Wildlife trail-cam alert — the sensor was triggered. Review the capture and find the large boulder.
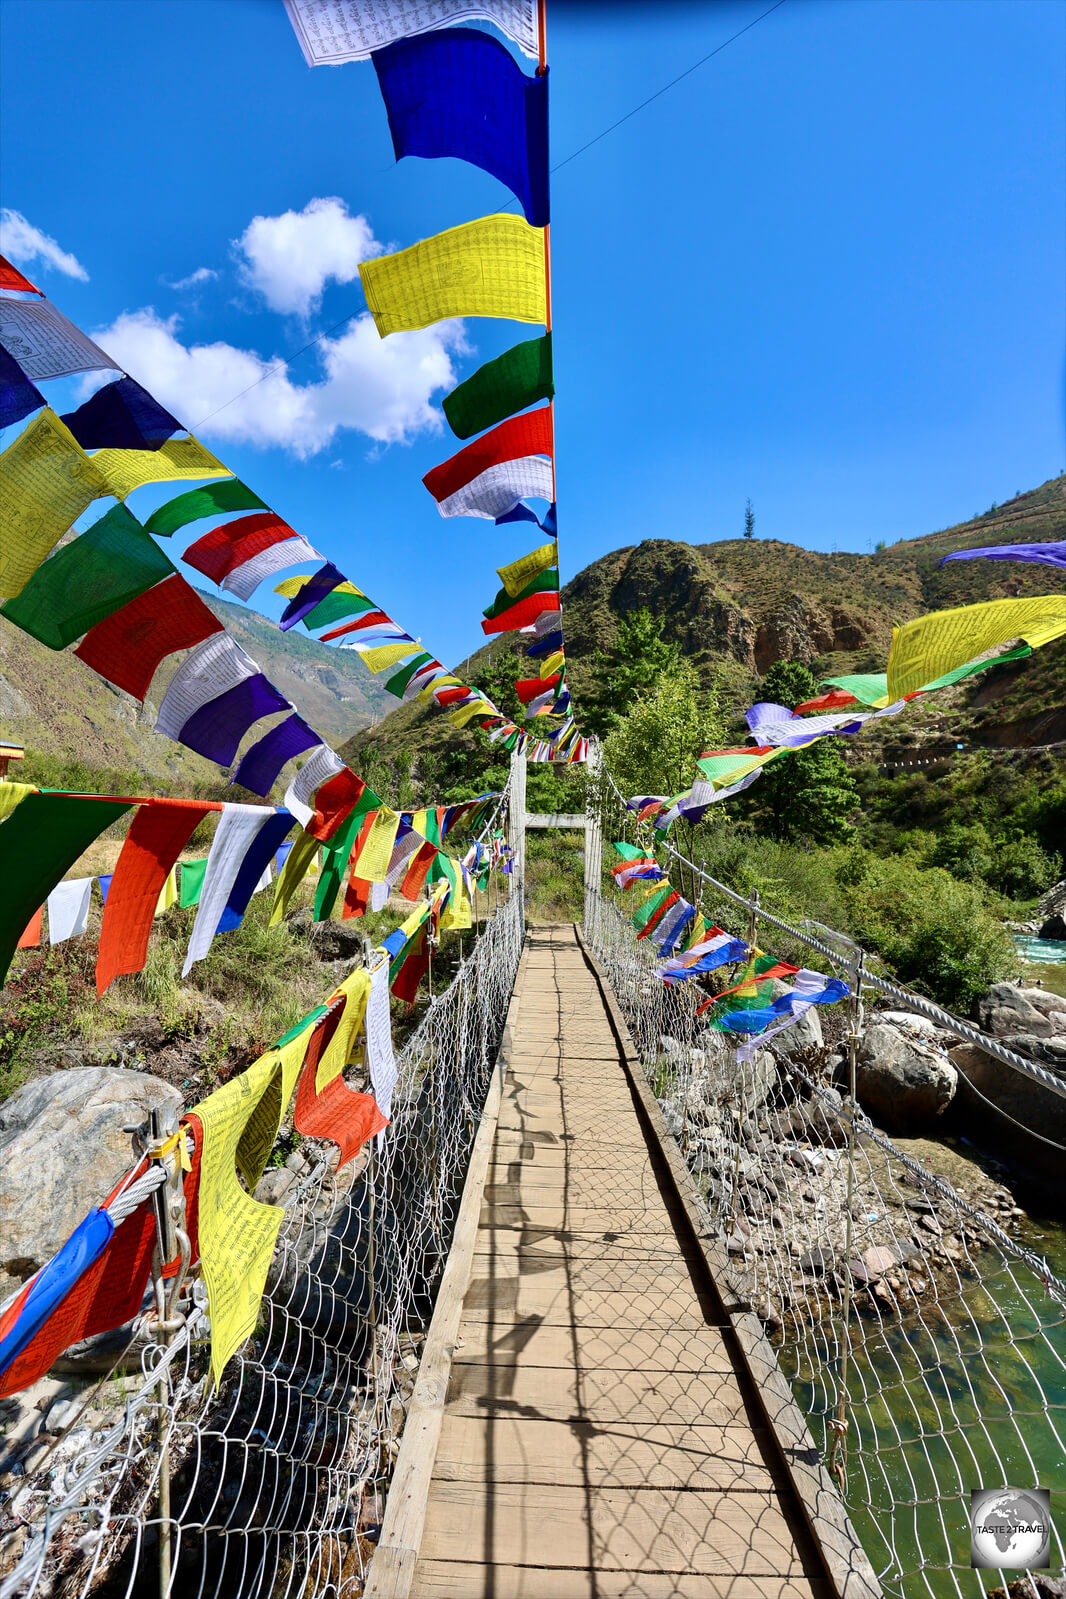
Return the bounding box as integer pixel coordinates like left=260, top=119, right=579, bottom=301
left=1038, top=911, right=1066, bottom=942
left=0, top=1068, right=182, bottom=1285
left=855, top=1023, right=957, bottom=1134
left=998, top=1033, right=1066, bottom=1074
left=768, top=977, right=823, bottom=1055
left=978, top=983, right=1056, bottom=1039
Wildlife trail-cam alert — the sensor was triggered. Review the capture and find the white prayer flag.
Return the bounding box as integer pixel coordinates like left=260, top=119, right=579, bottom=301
left=183, top=804, right=276, bottom=975
left=436, top=456, right=553, bottom=521
left=0, top=299, right=121, bottom=381
left=283, top=743, right=345, bottom=829
left=366, top=960, right=398, bottom=1127
left=221, top=536, right=322, bottom=602
left=156, top=635, right=259, bottom=741
left=46, top=877, right=93, bottom=944
left=283, top=0, right=537, bottom=66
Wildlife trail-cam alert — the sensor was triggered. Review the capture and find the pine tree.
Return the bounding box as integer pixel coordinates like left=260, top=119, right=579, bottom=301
left=756, top=660, right=858, bottom=843
left=743, top=499, right=755, bottom=539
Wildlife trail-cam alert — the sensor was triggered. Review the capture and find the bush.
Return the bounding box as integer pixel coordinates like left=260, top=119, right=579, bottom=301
left=986, top=833, right=1062, bottom=900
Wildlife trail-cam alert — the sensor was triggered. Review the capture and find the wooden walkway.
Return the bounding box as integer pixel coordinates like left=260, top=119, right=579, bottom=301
left=372, top=925, right=877, bottom=1599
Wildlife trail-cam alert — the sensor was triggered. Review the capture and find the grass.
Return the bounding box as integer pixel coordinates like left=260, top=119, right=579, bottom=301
left=525, top=830, right=585, bottom=922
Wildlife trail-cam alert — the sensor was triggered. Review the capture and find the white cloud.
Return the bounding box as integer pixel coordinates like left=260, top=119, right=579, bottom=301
left=234, top=197, right=380, bottom=318
left=91, top=307, right=467, bottom=458
left=166, top=266, right=218, bottom=291
left=0, top=208, right=88, bottom=281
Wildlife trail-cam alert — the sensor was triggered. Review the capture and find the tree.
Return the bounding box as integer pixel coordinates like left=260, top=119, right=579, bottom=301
left=755, top=660, right=859, bottom=843
left=744, top=499, right=755, bottom=539
left=602, top=662, right=726, bottom=802
left=585, top=607, right=685, bottom=735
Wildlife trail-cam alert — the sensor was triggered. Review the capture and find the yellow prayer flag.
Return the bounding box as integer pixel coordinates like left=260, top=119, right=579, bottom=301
left=269, top=827, right=320, bottom=924
left=538, top=651, right=565, bottom=679
left=360, top=641, right=422, bottom=674
left=314, top=968, right=371, bottom=1092
left=154, top=866, right=178, bottom=917
left=886, top=597, right=1066, bottom=700
left=410, top=808, right=429, bottom=839
left=450, top=698, right=494, bottom=728
left=354, top=807, right=401, bottom=883
left=192, top=1047, right=297, bottom=1387
left=497, top=542, right=557, bottom=599
left=440, top=874, right=472, bottom=932
left=360, top=213, right=546, bottom=337
left=234, top=1033, right=309, bottom=1192
left=711, top=746, right=789, bottom=789
left=274, top=575, right=366, bottom=600
left=418, top=675, right=460, bottom=702
left=90, top=436, right=231, bottom=501
left=0, top=409, right=107, bottom=598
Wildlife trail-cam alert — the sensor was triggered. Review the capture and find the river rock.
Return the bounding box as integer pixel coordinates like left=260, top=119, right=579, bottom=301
left=768, top=979, right=822, bottom=1054
left=998, top=1033, right=1066, bottom=1073
left=1038, top=911, right=1066, bottom=942
left=308, top=918, right=370, bottom=963
left=876, top=1009, right=940, bottom=1038
left=0, top=1068, right=182, bottom=1281
left=797, top=1245, right=834, bottom=1276
left=855, top=1023, right=957, bottom=1134
left=978, top=983, right=1056, bottom=1039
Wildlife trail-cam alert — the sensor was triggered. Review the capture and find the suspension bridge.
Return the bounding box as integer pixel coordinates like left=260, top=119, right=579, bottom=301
left=1, top=757, right=1063, bottom=1599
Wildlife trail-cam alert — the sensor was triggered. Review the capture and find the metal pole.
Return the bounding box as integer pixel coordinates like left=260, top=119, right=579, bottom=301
left=828, top=949, right=865, bottom=1491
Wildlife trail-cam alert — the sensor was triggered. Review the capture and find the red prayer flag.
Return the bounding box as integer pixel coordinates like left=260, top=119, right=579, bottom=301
left=319, top=610, right=393, bottom=644
left=182, top=514, right=298, bottom=585
left=75, top=575, right=223, bottom=702
left=96, top=799, right=219, bottom=995
left=399, top=840, right=437, bottom=901
left=0, top=1161, right=159, bottom=1399
left=343, top=875, right=371, bottom=920
left=481, top=590, right=560, bottom=635
left=636, top=890, right=679, bottom=940
left=16, top=907, right=43, bottom=948
left=306, top=767, right=368, bottom=842
left=391, top=923, right=429, bottom=1002
left=0, top=253, right=43, bottom=295
left=423, top=408, right=552, bottom=504
left=294, top=1008, right=387, bottom=1168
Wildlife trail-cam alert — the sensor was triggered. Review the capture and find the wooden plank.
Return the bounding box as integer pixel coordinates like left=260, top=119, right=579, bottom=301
left=452, top=1320, right=734, bottom=1372
left=412, top=1564, right=833, bottom=1599
left=418, top=1482, right=807, bottom=1576
left=431, top=1412, right=775, bottom=1490
left=364, top=940, right=528, bottom=1599
left=574, top=925, right=883, bottom=1599
left=459, top=1280, right=711, bottom=1327
left=444, top=1360, right=750, bottom=1427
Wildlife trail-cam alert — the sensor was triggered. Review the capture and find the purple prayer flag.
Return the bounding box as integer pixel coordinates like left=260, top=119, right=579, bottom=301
left=278, top=562, right=346, bottom=631
left=61, top=377, right=181, bottom=452
left=231, top=712, right=321, bottom=797
left=0, top=345, right=45, bottom=429
left=216, top=810, right=294, bottom=933
left=179, top=674, right=290, bottom=767
left=939, top=541, right=1066, bottom=571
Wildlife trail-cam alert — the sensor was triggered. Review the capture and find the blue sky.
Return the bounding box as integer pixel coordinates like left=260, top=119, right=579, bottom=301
left=1, top=0, right=1063, bottom=672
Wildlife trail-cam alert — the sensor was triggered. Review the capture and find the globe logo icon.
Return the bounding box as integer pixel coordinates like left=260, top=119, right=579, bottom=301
left=970, top=1487, right=1051, bottom=1570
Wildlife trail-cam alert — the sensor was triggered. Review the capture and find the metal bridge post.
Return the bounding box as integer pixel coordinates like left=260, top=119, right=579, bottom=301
left=508, top=749, right=527, bottom=901
left=828, top=947, right=866, bottom=1492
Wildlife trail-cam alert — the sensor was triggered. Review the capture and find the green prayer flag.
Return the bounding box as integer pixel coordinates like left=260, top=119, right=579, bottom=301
left=443, top=334, right=553, bottom=441
left=612, top=842, right=645, bottom=861
left=483, top=566, right=559, bottom=619
left=0, top=793, right=131, bottom=988
left=385, top=651, right=434, bottom=697
left=314, top=807, right=364, bottom=922
left=631, top=883, right=672, bottom=932
left=303, top=588, right=376, bottom=631
left=0, top=505, right=174, bottom=650
left=919, top=641, right=1031, bottom=691
left=179, top=856, right=209, bottom=908
left=422, top=808, right=443, bottom=849
left=144, top=479, right=267, bottom=538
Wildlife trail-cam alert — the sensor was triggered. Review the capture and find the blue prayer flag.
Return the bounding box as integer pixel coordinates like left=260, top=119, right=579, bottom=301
left=0, top=346, right=45, bottom=430
left=60, top=377, right=181, bottom=452
left=372, top=28, right=549, bottom=228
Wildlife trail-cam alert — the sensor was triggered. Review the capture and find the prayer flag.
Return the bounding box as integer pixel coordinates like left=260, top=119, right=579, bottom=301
left=886, top=597, right=1066, bottom=700
left=16, top=908, right=43, bottom=949
left=88, top=436, right=231, bottom=501
left=269, top=827, right=321, bottom=923
left=424, top=406, right=552, bottom=520
left=0, top=409, right=107, bottom=599
left=444, top=334, right=552, bottom=440
left=0, top=346, right=45, bottom=430
left=60, top=377, right=181, bottom=452
left=373, top=29, right=548, bottom=227
left=360, top=212, right=545, bottom=337
left=278, top=562, right=346, bottom=629
left=498, top=540, right=558, bottom=598
left=145, top=479, right=268, bottom=537
left=75, top=575, right=223, bottom=702
left=293, top=998, right=386, bottom=1167
left=216, top=811, right=294, bottom=933
left=274, top=574, right=373, bottom=630
left=156, top=634, right=260, bottom=743
left=284, top=743, right=346, bottom=829
left=179, top=856, right=209, bottom=909
left=307, top=765, right=373, bottom=842
left=178, top=674, right=291, bottom=767
left=939, top=540, right=1066, bottom=571
left=232, top=713, right=321, bottom=798
left=1, top=502, right=174, bottom=650
left=284, top=0, right=538, bottom=64
left=0, top=297, right=120, bottom=380
left=183, top=805, right=277, bottom=975
left=0, top=253, right=41, bottom=294
left=46, top=877, right=93, bottom=945
left=184, top=513, right=302, bottom=584
left=356, top=640, right=422, bottom=673
left=97, top=800, right=218, bottom=994
left=482, top=589, right=559, bottom=634
left=0, top=794, right=131, bottom=990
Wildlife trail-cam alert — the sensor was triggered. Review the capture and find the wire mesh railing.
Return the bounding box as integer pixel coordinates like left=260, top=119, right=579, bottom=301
left=583, top=867, right=1066, bottom=1599
left=0, top=886, right=524, bottom=1599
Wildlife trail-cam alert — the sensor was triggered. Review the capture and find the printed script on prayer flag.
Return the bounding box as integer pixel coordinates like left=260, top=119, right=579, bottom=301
left=283, top=0, right=537, bottom=65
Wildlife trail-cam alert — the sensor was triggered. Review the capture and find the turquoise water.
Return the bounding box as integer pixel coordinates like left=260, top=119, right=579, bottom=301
left=1014, top=934, right=1066, bottom=965
left=784, top=1218, right=1066, bottom=1597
